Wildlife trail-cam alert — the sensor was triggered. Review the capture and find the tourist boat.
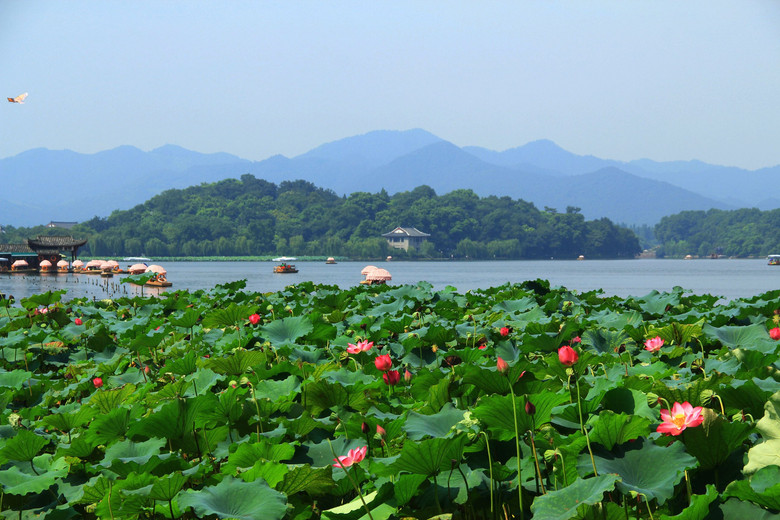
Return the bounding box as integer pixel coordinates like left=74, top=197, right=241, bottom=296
left=72, top=259, right=84, bottom=273
left=38, top=260, right=56, bottom=274
left=10, top=259, right=37, bottom=274
left=144, top=265, right=172, bottom=287
left=127, top=263, right=149, bottom=275
left=768, top=255, right=780, bottom=265
left=273, top=263, right=298, bottom=274
left=360, top=266, right=391, bottom=285
left=56, top=260, right=70, bottom=273
left=325, top=257, right=337, bottom=264
left=82, top=259, right=105, bottom=274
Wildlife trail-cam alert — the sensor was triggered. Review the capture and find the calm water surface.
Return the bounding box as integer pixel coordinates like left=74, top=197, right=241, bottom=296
left=1, top=259, right=778, bottom=302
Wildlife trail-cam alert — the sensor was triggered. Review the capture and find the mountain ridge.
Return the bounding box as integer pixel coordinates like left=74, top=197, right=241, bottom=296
left=0, top=129, right=771, bottom=227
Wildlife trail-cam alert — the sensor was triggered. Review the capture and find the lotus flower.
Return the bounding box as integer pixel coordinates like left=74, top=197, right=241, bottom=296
left=383, top=370, right=400, bottom=386
left=497, top=356, right=509, bottom=375
left=374, top=354, right=392, bottom=371
left=644, top=336, right=664, bottom=352
left=74, top=318, right=83, bottom=326
left=92, top=377, right=103, bottom=388
left=333, top=446, right=367, bottom=468
left=657, top=401, right=704, bottom=436
left=558, top=345, right=578, bottom=366
left=347, top=340, right=373, bottom=354
left=248, top=313, right=261, bottom=325
left=500, top=326, right=510, bottom=337
left=770, top=327, right=780, bottom=340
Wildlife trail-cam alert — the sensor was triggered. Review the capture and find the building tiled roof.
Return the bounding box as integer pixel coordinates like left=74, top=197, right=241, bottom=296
left=0, top=243, right=35, bottom=253
left=381, top=227, right=431, bottom=238
left=27, top=236, right=88, bottom=248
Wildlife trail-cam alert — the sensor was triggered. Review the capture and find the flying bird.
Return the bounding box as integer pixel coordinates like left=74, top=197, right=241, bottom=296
left=7, top=93, right=28, bottom=104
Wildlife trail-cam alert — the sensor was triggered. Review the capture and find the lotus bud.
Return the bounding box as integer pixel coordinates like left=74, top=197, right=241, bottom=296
left=525, top=399, right=536, bottom=415
left=497, top=357, right=509, bottom=375
left=361, top=422, right=370, bottom=434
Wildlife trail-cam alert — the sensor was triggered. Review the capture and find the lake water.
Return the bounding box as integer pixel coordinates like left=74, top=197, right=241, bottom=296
left=1, top=259, right=778, bottom=303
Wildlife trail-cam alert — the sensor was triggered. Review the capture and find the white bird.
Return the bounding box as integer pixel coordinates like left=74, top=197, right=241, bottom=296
left=7, top=93, right=28, bottom=104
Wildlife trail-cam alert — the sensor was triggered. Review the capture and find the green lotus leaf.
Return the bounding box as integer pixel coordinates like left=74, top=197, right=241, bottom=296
left=87, top=384, right=136, bottom=415
left=0, top=329, right=29, bottom=349
left=148, top=472, right=188, bottom=502
left=225, top=439, right=295, bottom=472
left=579, top=438, right=698, bottom=505
left=681, top=408, right=754, bottom=470
left=261, top=315, right=314, bottom=346
left=128, top=394, right=215, bottom=442
left=0, top=455, right=68, bottom=495
left=84, top=407, right=132, bottom=445
left=321, top=369, right=373, bottom=388
left=101, top=437, right=166, bottom=467
left=183, top=368, right=223, bottom=397
left=178, top=475, right=287, bottom=520
left=320, top=484, right=397, bottom=520
left=651, top=320, right=704, bottom=348
left=303, top=379, right=369, bottom=414
left=473, top=391, right=569, bottom=441
left=724, top=465, right=780, bottom=511
left=601, top=387, right=657, bottom=420
left=404, top=403, right=466, bottom=440
left=392, top=435, right=467, bottom=476
left=204, top=350, right=267, bottom=376
left=169, top=308, right=201, bottom=329
left=716, top=498, right=780, bottom=520
left=393, top=473, right=428, bottom=506
left=1, top=429, right=48, bottom=462
left=703, top=323, right=778, bottom=353
left=202, top=303, right=255, bottom=329
left=530, top=474, right=620, bottom=520
left=42, top=406, right=95, bottom=434
left=0, top=369, right=32, bottom=389
left=744, top=390, right=780, bottom=474
left=588, top=411, right=651, bottom=450
left=164, top=351, right=198, bottom=376
left=582, top=329, right=635, bottom=355
left=658, top=484, right=718, bottom=520
left=237, top=460, right=288, bottom=487
left=635, top=290, right=680, bottom=316
left=277, top=464, right=334, bottom=496
left=757, top=390, right=780, bottom=440
left=21, top=290, right=65, bottom=309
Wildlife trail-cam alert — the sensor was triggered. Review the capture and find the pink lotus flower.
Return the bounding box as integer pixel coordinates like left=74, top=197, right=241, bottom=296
left=74, top=318, right=83, bottom=326
left=657, top=401, right=704, bottom=436
left=499, top=327, right=510, bottom=337
left=770, top=327, right=780, bottom=341
left=558, top=345, right=578, bottom=366
left=92, top=377, right=103, bottom=388
left=496, top=356, right=509, bottom=375
left=376, top=425, right=386, bottom=437
left=644, top=336, right=664, bottom=352
left=383, top=370, right=400, bottom=386
left=248, top=313, right=261, bottom=325
left=333, top=446, right=367, bottom=468
left=571, top=336, right=581, bottom=343
left=347, top=340, right=374, bottom=354
left=404, top=368, right=412, bottom=383
left=374, top=354, right=392, bottom=372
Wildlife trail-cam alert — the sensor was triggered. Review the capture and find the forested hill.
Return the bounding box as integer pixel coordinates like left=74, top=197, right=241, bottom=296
left=655, top=208, right=780, bottom=258
left=59, top=175, right=639, bottom=259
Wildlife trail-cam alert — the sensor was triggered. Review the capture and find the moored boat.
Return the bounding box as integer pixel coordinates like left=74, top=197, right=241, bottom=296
left=39, top=260, right=56, bottom=274
left=325, top=257, right=337, bottom=264
left=768, top=255, right=780, bottom=265
left=273, top=263, right=298, bottom=274
left=144, top=265, right=172, bottom=287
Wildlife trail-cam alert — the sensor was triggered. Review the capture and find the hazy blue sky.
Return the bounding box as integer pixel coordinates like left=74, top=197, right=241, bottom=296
left=2, top=1, right=779, bottom=169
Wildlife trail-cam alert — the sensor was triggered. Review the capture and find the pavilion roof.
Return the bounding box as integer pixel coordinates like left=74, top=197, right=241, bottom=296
left=27, top=236, right=88, bottom=248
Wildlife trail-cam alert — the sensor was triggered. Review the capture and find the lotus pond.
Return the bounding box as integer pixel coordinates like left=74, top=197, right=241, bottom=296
left=0, top=279, right=779, bottom=520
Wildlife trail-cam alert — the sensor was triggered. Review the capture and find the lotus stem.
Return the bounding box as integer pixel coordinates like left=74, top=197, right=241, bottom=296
left=710, top=393, right=725, bottom=416
left=509, top=384, right=524, bottom=520
left=328, top=439, right=374, bottom=520
left=575, top=376, right=598, bottom=476
left=481, top=431, right=495, bottom=515
left=684, top=469, right=692, bottom=506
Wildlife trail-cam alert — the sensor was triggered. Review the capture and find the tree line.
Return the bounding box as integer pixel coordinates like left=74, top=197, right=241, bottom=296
left=655, top=208, right=780, bottom=258
left=2, top=175, right=641, bottom=259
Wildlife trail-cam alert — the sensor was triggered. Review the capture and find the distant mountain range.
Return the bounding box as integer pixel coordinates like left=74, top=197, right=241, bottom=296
left=2, top=129, right=778, bottom=227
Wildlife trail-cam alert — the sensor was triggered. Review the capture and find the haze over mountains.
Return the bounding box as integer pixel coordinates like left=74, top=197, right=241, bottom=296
left=2, top=129, right=778, bottom=227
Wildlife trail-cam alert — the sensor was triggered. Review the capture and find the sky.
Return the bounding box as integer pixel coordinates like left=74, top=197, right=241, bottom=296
left=2, top=1, right=779, bottom=170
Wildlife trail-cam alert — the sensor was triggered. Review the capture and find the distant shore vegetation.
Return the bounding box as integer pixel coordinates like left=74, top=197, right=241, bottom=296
left=6, top=175, right=643, bottom=259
